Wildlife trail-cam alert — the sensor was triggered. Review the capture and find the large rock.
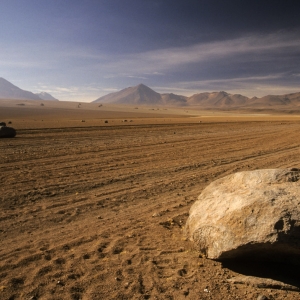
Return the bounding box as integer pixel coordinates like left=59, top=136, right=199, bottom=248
left=184, top=169, right=300, bottom=263
left=0, top=126, right=16, bottom=138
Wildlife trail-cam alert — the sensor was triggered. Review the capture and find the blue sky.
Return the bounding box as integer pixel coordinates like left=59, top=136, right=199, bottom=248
left=1, top=0, right=300, bottom=102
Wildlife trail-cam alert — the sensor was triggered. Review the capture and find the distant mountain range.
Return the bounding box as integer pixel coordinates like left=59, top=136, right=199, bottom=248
left=2, top=77, right=300, bottom=110
left=0, top=77, right=58, bottom=101
left=94, top=83, right=300, bottom=110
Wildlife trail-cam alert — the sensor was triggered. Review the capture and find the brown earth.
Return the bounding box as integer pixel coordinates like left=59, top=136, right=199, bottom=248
left=0, top=100, right=300, bottom=299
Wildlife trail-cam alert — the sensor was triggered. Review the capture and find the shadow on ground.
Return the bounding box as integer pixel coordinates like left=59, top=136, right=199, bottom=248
left=221, top=258, right=300, bottom=289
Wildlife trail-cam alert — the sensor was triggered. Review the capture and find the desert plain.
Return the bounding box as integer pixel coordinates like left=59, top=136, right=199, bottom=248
left=0, top=99, right=300, bottom=299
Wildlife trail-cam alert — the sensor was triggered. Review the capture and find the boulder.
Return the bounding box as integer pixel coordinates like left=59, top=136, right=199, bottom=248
left=184, top=169, right=300, bottom=263
left=0, top=126, right=16, bottom=138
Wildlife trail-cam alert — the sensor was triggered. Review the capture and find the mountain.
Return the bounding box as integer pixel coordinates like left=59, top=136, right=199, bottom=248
left=94, top=84, right=162, bottom=105
left=93, top=84, right=188, bottom=106
left=187, top=91, right=249, bottom=108
left=0, top=77, right=42, bottom=100
left=36, top=92, right=58, bottom=101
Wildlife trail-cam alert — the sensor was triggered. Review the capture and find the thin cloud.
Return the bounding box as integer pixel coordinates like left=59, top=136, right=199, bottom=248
left=178, top=74, right=285, bottom=87
left=100, top=31, right=300, bottom=75
left=101, top=88, right=119, bottom=92
left=32, top=83, right=119, bottom=102
left=2, top=30, right=298, bottom=79
left=126, top=75, right=148, bottom=80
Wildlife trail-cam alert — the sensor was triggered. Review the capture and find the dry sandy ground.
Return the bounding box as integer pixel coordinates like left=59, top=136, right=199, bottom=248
left=0, top=100, right=300, bottom=299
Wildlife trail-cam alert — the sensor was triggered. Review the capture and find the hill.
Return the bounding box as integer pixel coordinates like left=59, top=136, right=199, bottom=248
left=247, top=93, right=300, bottom=108
left=187, top=91, right=249, bottom=108
left=35, top=92, right=59, bottom=101
left=161, top=93, right=188, bottom=106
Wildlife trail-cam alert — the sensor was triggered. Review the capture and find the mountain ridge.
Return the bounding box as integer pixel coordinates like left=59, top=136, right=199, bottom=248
left=93, top=83, right=300, bottom=109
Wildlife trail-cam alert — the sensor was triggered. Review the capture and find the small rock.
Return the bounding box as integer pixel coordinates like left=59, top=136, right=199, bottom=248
left=152, top=212, right=161, bottom=217
left=257, top=295, right=268, bottom=300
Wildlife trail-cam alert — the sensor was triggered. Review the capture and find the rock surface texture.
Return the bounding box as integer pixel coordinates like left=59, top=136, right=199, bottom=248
left=185, top=169, right=300, bottom=263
